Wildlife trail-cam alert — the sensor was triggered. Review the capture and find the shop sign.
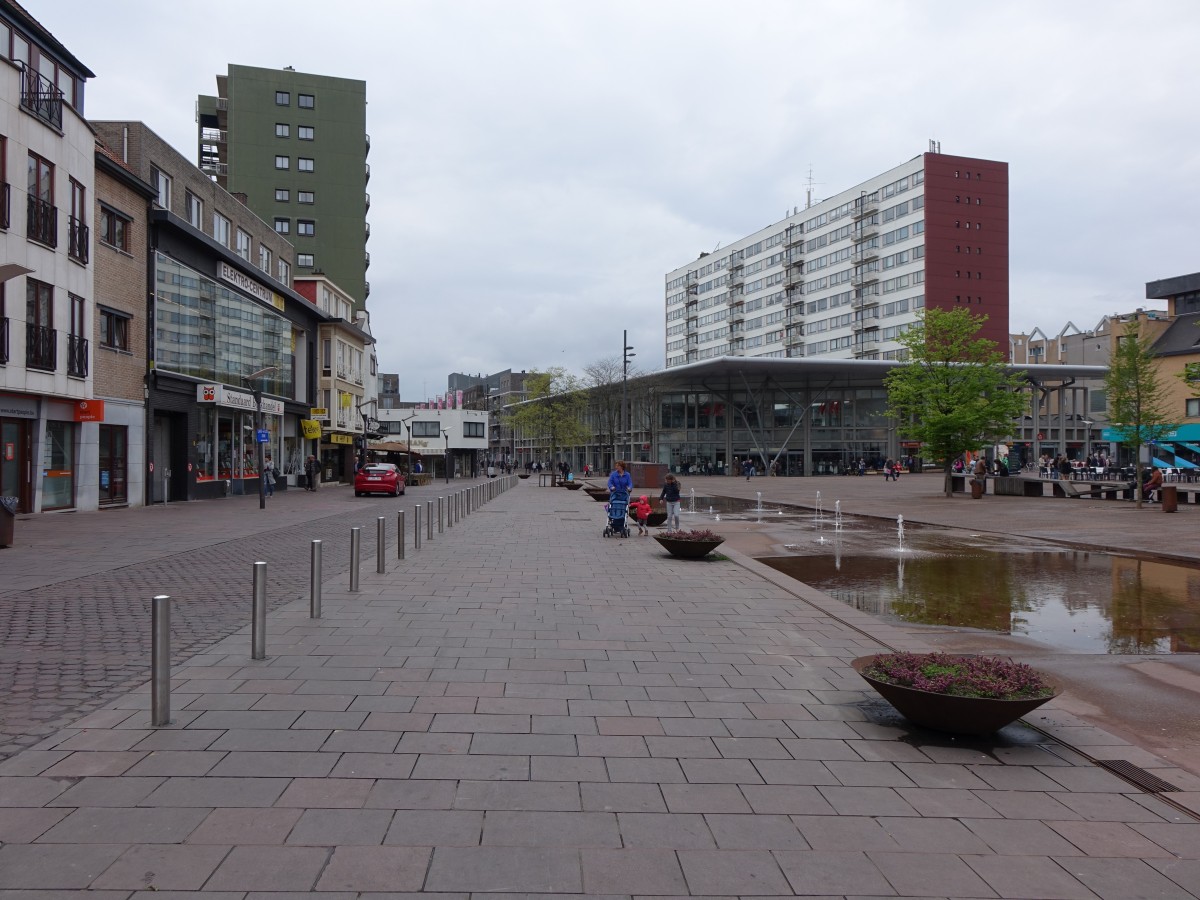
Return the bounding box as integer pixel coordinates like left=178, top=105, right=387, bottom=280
left=0, top=394, right=37, bottom=419
left=217, top=261, right=273, bottom=305
left=309, top=407, right=329, bottom=421
left=74, top=399, right=105, bottom=422
left=329, top=433, right=354, bottom=445
left=300, top=419, right=323, bottom=439
left=196, top=383, right=284, bottom=415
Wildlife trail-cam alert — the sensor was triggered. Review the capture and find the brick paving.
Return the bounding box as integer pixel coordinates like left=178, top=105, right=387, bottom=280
left=0, top=475, right=1198, bottom=897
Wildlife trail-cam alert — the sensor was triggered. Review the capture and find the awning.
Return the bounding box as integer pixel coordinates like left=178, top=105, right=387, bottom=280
left=369, top=440, right=425, bottom=456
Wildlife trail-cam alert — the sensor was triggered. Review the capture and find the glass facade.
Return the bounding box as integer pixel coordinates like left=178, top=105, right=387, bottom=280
left=154, top=253, right=293, bottom=397
left=194, top=406, right=282, bottom=482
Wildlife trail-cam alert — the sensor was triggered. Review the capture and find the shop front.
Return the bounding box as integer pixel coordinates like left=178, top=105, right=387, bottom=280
left=193, top=384, right=285, bottom=495
left=321, top=431, right=356, bottom=483
left=1, top=393, right=102, bottom=513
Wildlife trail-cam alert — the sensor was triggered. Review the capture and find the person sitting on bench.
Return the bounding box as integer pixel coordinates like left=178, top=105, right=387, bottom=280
left=1143, top=467, right=1163, bottom=502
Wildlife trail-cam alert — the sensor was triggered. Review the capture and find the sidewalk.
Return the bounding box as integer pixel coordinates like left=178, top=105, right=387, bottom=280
left=1, top=477, right=1197, bottom=897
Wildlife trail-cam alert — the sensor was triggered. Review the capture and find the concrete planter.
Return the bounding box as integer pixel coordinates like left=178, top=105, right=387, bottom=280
left=654, top=535, right=724, bottom=559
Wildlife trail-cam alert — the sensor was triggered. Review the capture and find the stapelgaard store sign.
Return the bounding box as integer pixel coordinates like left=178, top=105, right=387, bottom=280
left=196, top=384, right=284, bottom=415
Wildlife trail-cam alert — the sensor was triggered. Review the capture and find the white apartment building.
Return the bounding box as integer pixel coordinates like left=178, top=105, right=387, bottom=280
left=665, top=148, right=1010, bottom=369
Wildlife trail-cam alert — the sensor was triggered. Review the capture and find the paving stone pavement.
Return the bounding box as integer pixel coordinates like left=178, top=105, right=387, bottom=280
left=1, top=475, right=1198, bottom=898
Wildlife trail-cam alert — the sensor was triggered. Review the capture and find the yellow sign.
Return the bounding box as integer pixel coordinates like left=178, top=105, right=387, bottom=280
left=309, top=407, right=329, bottom=420
left=329, top=433, right=354, bottom=445
left=300, top=420, right=323, bottom=439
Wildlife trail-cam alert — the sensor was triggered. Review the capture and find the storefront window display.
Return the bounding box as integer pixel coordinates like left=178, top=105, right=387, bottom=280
left=41, top=421, right=76, bottom=510
left=195, top=406, right=282, bottom=482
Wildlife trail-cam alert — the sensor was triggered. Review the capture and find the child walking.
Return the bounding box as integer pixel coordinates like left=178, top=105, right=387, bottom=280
left=629, top=495, right=653, bottom=536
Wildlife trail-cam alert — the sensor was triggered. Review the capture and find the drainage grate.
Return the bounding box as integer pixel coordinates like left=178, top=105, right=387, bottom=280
left=1094, top=759, right=1180, bottom=793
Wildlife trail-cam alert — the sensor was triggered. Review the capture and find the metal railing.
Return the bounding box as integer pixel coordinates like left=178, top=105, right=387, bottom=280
left=27, top=197, right=57, bottom=247
left=0, top=317, right=8, bottom=364
left=69, top=216, right=89, bottom=263
left=26, top=324, right=56, bottom=371
left=0, top=182, right=9, bottom=229
left=67, top=334, right=89, bottom=378
left=19, top=62, right=63, bottom=130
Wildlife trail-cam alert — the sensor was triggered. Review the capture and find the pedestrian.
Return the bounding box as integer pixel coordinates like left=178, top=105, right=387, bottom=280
left=608, top=459, right=633, bottom=495
left=629, top=495, right=652, bottom=536
left=883, top=458, right=894, bottom=482
left=304, top=454, right=320, bottom=491
left=743, top=459, right=754, bottom=481
left=263, top=454, right=276, bottom=498
left=660, top=473, right=682, bottom=532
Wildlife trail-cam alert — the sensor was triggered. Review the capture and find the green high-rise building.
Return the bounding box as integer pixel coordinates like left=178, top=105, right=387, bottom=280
left=197, top=64, right=370, bottom=310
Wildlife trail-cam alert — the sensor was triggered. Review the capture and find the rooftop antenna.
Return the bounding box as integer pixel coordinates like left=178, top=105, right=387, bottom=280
left=804, top=165, right=823, bottom=209
left=928, top=138, right=941, bottom=153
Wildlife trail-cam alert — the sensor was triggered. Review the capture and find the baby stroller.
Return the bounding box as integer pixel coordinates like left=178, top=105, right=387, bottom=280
left=603, top=489, right=631, bottom=538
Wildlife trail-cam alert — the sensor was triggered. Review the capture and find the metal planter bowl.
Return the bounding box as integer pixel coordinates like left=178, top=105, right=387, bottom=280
left=850, top=654, right=1059, bottom=736
left=654, top=535, right=724, bottom=559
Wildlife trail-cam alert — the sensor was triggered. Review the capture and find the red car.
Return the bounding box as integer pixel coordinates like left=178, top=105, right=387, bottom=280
left=354, top=463, right=405, bottom=497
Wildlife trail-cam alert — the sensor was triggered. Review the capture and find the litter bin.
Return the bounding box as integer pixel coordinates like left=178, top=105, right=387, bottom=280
left=0, top=496, right=18, bottom=548
left=1161, top=484, right=1178, bottom=513
left=970, top=478, right=984, bottom=500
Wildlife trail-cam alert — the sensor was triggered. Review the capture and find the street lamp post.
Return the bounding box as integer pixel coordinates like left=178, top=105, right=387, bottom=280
left=622, top=329, right=635, bottom=464
left=399, top=413, right=416, bottom=477
left=242, top=366, right=278, bottom=511
left=441, top=429, right=450, bottom=484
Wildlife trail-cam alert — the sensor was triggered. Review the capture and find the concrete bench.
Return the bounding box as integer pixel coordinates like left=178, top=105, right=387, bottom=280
left=1054, top=480, right=1134, bottom=500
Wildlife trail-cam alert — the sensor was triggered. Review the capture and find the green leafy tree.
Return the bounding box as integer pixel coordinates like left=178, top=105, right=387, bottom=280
left=1106, top=321, right=1176, bottom=508
left=884, top=307, right=1028, bottom=497
left=504, top=367, right=591, bottom=470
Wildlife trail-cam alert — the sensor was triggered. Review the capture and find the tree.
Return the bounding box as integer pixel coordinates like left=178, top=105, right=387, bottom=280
left=503, top=367, right=591, bottom=470
left=582, top=356, right=624, bottom=467
left=884, top=307, right=1028, bottom=497
left=1106, top=321, right=1176, bottom=509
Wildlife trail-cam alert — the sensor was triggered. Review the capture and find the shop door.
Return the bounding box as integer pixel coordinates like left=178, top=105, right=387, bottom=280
left=1, top=419, right=32, bottom=512
left=99, top=424, right=128, bottom=506
left=151, top=415, right=171, bottom=502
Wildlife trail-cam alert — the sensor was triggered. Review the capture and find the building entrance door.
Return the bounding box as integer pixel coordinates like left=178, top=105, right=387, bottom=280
left=1, top=418, right=31, bottom=512
left=152, top=415, right=171, bottom=502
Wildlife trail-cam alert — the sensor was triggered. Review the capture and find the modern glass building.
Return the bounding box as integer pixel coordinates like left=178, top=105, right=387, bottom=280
left=197, top=64, right=370, bottom=309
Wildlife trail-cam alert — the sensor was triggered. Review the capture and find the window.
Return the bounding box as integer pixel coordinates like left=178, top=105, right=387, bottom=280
left=213, top=212, right=230, bottom=247
left=298, top=125, right=314, bottom=140
left=277, top=258, right=290, bottom=284
left=412, top=421, right=441, bottom=438
left=274, top=189, right=289, bottom=202
left=235, top=228, right=251, bottom=261
left=1188, top=399, right=1200, bottom=418
left=298, top=191, right=314, bottom=204
left=463, top=421, right=484, bottom=438
left=297, top=220, right=315, bottom=236
left=298, top=158, right=314, bottom=173
left=149, top=166, right=170, bottom=208
left=26, top=278, right=53, bottom=370
left=275, top=123, right=289, bottom=138
left=298, top=93, right=314, bottom=109
left=297, top=253, right=314, bottom=267
left=186, top=191, right=202, bottom=228
left=99, top=307, right=130, bottom=351
left=275, top=91, right=290, bottom=106
left=27, top=151, right=54, bottom=246
left=273, top=218, right=289, bottom=234
left=99, top=205, right=131, bottom=251
left=258, top=245, right=271, bottom=272
left=274, top=155, right=289, bottom=170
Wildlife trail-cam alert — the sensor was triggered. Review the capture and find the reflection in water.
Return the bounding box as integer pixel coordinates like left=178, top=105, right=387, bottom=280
left=763, top=546, right=1200, bottom=655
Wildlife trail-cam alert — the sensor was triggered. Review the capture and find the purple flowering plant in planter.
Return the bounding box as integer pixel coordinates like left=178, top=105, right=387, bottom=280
left=662, top=528, right=724, bottom=542
left=861, top=652, right=1054, bottom=700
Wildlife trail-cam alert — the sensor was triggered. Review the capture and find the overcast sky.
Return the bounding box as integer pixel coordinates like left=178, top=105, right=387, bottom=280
left=37, top=0, right=1199, bottom=400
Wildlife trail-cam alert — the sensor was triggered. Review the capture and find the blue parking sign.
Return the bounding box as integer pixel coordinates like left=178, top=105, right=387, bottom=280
left=256, top=430, right=270, bottom=443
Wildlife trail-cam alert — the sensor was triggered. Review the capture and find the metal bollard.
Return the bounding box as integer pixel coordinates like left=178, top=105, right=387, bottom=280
left=426, top=500, right=434, bottom=540
left=252, top=561, right=266, bottom=660
left=310, top=540, right=322, bottom=619
left=151, top=594, right=171, bottom=725
left=377, top=516, right=387, bottom=574
left=397, top=510, right=406, bottom=560
left=415, top=504, right=422, bottom=549
left=438, top=497, right=444, bottom=534
left=350, top=527, right=361, bottom=592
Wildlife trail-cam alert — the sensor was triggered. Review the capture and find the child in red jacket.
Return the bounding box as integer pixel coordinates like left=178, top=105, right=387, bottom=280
left=629, top=495, right=653, bottom=536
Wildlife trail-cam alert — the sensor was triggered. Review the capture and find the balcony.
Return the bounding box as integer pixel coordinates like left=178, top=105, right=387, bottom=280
left=365, top=221, right=371, bottom=242
left=686, top=282, right=698, bottom=295
left=785, top=253, right=803, bottom=269
left=365, top=162, right=371, bottom=183
left=365, top=192, right=371, bottom=213
left=365, top=251, right=370, bottom=270
left=0, top=316, right=8, bottom=363
left=728, top=303, right=745, bottom=323
left=26, top=324, right=56, bottom=371
left=784, top=226, right=804, bottom=247
left=851, top=222, right=879, bottom=242
left=0, top=183, right=9, bottom=229
left=67, top=334, right=88, bottom=378
left=69, top=216, right=89, bottom=263
left=850, top=247, right=878, bottom=265
left=365, top=133, right=371, bottom=155
left=784, top=271, right=804, bottom=290
left=27, top=198, right=57, bottom=247
left=364, top=280, right=370, bottom=299
left=19, top=62, right=63, bottom=130
left=851, top=270, right=879, bottom=287
left=853, top=195, right=879, bottom=219
left=201, top=162, right=229, bottom=177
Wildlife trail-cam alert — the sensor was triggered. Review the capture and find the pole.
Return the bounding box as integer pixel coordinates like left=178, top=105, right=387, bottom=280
left=151, top=594, right=171, bottom=726
left=350, top=526, right=361, bottom=591
left=397, top=510, right=406, bottom=559
left=255, top=389, right=266, bottom=510
left=426, top=500, right=434, bottom=540
left=377, top=516, right=386, bottom=574
left=414, top=504, right=422, bottom=549
left=252, top=562, right=266, bottom=660
left=438, top=497, right=444, bottom=534
left=310, top=540, right=322, bottom=618
left=444, top=431, right=450, bottom=484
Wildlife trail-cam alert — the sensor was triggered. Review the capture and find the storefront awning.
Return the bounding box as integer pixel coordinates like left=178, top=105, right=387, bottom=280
left=369, top=440, right=425, bottom=456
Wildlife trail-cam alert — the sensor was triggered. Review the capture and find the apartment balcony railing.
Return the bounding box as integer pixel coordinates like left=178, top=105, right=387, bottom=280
left=27, top=197, right=57, bottom=247
left=365, top=133, right=371, bottom=155
left=353, top=371, right=364, bottom=385
left=26, top=324, right=56, bottom=371
left=365, top=251, right=370, bottom=270
left=19, top=62, right=63, bottom=130
left=784, top=227, right=804, bottom=247
left=364, top=280, right=370, bottom=299
left=68, top=216, right=89, bottom=263
left=201, top=162, right=229, bottom=177
left=365, top=192, right=371, bottom=213
left=365, top=221, right=371, bottom=242
left=0, top=182, right=9, bottom=229
left=336, top=365, right=350, bottom=381
left=365, top=162, right=371, bottom=183
left=67, top=334, right=88, bottom=377
left=853, top=196, right=879, bottom=219
left=0, top=316, right=8, bottom=363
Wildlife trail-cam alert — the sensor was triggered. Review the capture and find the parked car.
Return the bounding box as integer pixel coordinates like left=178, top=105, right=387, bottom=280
left=355, top=463, right=405, bottom=497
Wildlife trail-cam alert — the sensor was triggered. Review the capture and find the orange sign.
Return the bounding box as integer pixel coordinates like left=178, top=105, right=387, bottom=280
left=74, top=400, right=105, bottom=422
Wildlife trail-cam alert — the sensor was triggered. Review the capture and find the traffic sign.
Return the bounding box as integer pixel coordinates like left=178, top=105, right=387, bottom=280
left=256, top=430, right=270, bottom=443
